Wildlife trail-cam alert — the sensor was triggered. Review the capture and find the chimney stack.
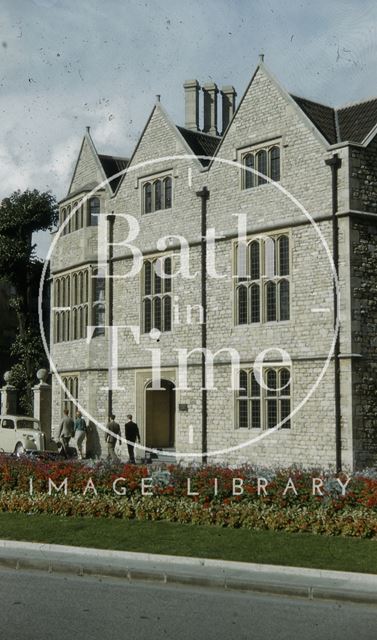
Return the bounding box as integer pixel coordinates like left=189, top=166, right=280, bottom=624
left=183, top=79, right=200, bottom=131
left=203, top=83, right=219, bottom=135
left=221, top=86, right=237, bottom=134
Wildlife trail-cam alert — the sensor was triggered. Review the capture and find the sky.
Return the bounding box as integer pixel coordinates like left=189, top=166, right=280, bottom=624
left=1, top=0, right=377, bottom=257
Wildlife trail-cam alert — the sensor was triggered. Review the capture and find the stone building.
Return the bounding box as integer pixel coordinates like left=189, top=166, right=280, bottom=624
left=49, top=58, right=377, bottom=469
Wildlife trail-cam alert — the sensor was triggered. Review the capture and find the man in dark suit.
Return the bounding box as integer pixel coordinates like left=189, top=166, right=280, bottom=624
left=106, top=414, right=121, bottom=461
left=125, top=414, right=140, bottom=464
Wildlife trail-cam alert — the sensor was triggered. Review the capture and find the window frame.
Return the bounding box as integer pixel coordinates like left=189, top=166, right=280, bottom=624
left=233, top=231, right=291, bottom=326
left=141, top=254, right=174, bottom=334
left=235, top=365, right=292, bottom=430
left=141, top=172, right=173, bottom=214
left=240, top=139, right=282, bottom=191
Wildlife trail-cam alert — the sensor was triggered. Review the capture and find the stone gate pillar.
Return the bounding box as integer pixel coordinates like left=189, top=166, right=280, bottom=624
left=33, top=369, right=52, bottom=442
left=0, top=371, right=18, bottom=415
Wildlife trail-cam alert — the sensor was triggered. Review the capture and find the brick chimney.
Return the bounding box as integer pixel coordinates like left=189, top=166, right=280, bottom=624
left=183, top=79, right=200, bottom=131
left=221, top=86, right=237, bottom=134
left=203, top=83, right=219, bottom=135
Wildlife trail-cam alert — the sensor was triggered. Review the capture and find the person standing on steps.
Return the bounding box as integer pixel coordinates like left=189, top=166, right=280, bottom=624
left=106, top=414, right=121, bottom=461
left=58, top=409, right=74, bottom=459
left=74, top=410, right=87, bottom=459
left=125, top=414, right=140, bottom=464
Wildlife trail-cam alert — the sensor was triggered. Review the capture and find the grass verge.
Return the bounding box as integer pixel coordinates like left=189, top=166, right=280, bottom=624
left=0, top=512, right=376, bottom=573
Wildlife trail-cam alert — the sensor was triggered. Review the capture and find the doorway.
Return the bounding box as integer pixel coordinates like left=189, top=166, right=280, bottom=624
left=145, top=379, right=175, bottom=449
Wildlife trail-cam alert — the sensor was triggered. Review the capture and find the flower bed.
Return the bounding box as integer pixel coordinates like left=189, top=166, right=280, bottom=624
left=0, top=457, right=376, bottom=537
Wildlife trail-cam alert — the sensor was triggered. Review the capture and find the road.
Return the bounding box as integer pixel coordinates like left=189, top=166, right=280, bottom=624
left=0, top=568, right=376, bottom=640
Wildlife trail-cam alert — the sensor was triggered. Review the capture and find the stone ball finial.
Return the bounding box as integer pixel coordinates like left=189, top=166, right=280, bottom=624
left=3, top=371, right=11, bottom=384
left=36, top=369, right=48, bottom=383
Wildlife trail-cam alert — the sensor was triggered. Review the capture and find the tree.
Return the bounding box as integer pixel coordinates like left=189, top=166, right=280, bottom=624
left=0, top=189, right=58, bottom=413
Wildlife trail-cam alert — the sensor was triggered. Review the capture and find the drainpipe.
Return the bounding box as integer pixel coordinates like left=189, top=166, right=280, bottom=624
left=196, top=187, right=209, bottom=463
left=325, top=154, right=342, bottom=472
left=107, top=212, right=115, bottom=418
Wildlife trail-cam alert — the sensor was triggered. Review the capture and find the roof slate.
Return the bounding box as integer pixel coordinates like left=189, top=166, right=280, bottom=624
left=291, top=94, right=377, bottom=145
left=177, top=127, right=221, bottom=165
left=98, top=154, right=129, bottom=190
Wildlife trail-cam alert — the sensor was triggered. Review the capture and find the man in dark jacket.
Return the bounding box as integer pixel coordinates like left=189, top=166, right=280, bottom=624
left=58, top=409, right=74, bottom=458
left=106, top=414, right=121, bottom=461
left=125, top=414, right=140, bottom=464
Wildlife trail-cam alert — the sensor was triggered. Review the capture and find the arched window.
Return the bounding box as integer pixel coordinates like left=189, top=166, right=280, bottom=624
left=55, top=279, right=60, bottom=307
left=250, top=284, right=260, bottom=323
left=257, top=150, right=267, bottom=185
left=144, top=261, right=152, bottom=295
left=164, top=177, right=172, bottom=208
left=144, top=183, right=152, bottom=213
left=280, top=368, right=291, bottom=428
left=279, top=279, right=289, bottom=321
left=89, top=197, right=100, bottom=226
left=266, top=369, right=277, bottom=429
left=143, top=298, right=152, bottom=333
left=153, top=297, right=162, bottom=330
left=278, top=235, right=289, bottom=276
left=266, top=281, right=276, bottom=322
left=154, top=180, right=162, bottom=211
left=249, top=241, right=260, bottom=279
left=72, top=274, right=78, bottom=306
left=163, top=296, right=172, bottom=331
left=61, top=208, right=66, bottom=234
left=269, top=146, right=280, bottom=181
left=244, top=153, right=255, bottom=189
left=163, top=256, right=172, bottom=292
left=78, top=272, right=83, bottom=305
left=264, top=237, right=275, bottom=278
left=154, top=265, right=162, bottom=294
left=237, top=285, right=248, bottom=324
left=238, top=370, right=248, bottom=428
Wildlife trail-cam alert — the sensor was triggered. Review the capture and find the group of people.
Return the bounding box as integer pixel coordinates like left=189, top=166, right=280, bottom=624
left=57, top=410, right=140, bottom=463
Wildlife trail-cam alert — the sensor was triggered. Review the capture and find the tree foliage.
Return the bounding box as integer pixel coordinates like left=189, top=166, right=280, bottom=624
left=0, top=189, right=58, bottom=413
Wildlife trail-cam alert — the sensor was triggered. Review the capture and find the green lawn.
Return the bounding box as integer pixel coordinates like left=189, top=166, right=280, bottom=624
left=0, top=512, right=376, bottom=573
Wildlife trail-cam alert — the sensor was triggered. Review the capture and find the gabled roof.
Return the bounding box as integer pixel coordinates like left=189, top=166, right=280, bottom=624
left=292, top=94, right=377, bottom=145
left=291, top=95, right=337, bottom=144
left=176, top=127, right=221, bottom=166
left=337, top=99, right=377, bottom=144
left=98, top=154, right=129, bottom=190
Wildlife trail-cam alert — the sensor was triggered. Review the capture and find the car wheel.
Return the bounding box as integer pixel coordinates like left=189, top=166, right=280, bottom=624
left=15, top=443, right=25, bottom=456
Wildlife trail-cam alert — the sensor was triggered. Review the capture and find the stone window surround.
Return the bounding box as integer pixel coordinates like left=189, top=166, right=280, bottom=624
left=141, top=252, right=174, bottom=334
left=61, top=373, right=79, bottom=419
left=53, top=264, right=106, bottom=343
left=236, top=137, right=282, bottom=191
left=234, top=364, right=292, bottom=431
left=232, top=229, right=291, bottom=326
left=138, top=169, right=173, bottom=215
left=59, top=192, right=105, bottom=235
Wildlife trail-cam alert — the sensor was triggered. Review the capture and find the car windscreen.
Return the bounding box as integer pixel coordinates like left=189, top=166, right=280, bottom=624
left=17, top=420, right=41, bottom=431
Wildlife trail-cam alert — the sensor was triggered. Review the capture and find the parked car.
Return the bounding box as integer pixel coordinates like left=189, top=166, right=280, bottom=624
left=0, top=415, right=50, bottom=455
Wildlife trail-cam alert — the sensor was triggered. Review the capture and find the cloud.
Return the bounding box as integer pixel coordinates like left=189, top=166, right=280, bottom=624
left=1, top=0, right=377, bottom=257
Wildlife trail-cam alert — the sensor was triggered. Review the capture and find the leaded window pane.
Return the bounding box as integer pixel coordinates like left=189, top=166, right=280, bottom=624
left=244, top=154, right=255, bottom=189
left=163, top=296, right=172, bottom=331
left=250, top=284, right=260, bottom=323
left=281, top=398, right=291, bottom=428
left=144, top=183, right=152, bottom=213
left=164, top=257, right=172, bottom=292
left=267, top=399, right=277, bottom=428
left=266, top=281, right=276, bottom=321
left=154, top=180, right=162, bottom=211
left=266, top=369, right=277, bottom=393
left=279, top=279, right=289, bottom=321
left=249, top=241, right=260, bottom=279
left=238, top=399, right=248, bottom=428
left=144, top=262, right=152, bottom=295
left=89, top=198, right=100, bottom=226
left=153, top=297, right=162, bottom=330
left=237, top=286, right=248, bottom=324
left=251, top=373, right=260, bottom=397
left=164, top=177, right=172, bottom=208
left=279, top=236, right=289, bottom=275
left=239, top=370, right=248, bottom=395
left=251, top=400, right=261, bottom=428
left=280, top=368, right=290, bottom=393
left=154, top=268, right=162, bottom=294
left=270, top=146, right=280, bottom=181
left=144, top=298, right=152, bottom=333
left=257, top=150, right=267, bottom=185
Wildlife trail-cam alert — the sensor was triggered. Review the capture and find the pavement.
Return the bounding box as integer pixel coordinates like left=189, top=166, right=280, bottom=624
left=0, top=538, right=376, bottom=605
